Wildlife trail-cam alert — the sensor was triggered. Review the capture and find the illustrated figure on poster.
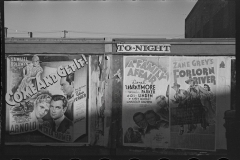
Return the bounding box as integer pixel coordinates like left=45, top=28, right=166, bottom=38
left=171, top=82, right=191, bottom=135
left=124, top=127, right=143, bottom=143
left=155, top=95, right=169, bottom=121
left=17, top=55, right=43, bottom=92
left=142, top=110, right=169, bottom=146
left=33, top=93, right=52, bottom=125
left=124, top=110, right=169, bottom=142
left=132, top=112, right=149, bottom=135
left=11, top=102, right=32, bottom=120
left=201, top=84, right=216, bottom=126
left=144, top=110, right=169, bottom=133
left=124, top=112, right=148, bottom=143
left=49, top=95, right=73, bottom=134
left=171, top=83, right=188, bottom=108
left=185, top=77, right=207, bottom=130
left=11, top=90, right=51, bottom=123
left=60, top=72, right=75, bottom=121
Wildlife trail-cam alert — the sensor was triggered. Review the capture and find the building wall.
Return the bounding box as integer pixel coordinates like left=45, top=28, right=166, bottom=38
left=185, top=0, right=235, bottom=38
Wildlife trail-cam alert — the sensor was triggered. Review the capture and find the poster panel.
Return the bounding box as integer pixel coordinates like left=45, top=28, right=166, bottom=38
left=169, top=57, right=217, bottom=151
left=89, top=55, right=111, bottom=146
left=231, top=58, right=236, bottom=110
left=5, top=54, right=89, bottom=144
left=122, top=56, right=170, bottom=148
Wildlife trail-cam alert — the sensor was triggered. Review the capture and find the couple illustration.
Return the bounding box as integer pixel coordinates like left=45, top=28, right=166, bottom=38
left=32, top=93, right=73, bottom=134
left=32, top=72, right=76, bottom=134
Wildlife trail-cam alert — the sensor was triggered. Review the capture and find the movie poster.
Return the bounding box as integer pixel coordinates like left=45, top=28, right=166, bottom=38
left=122, top=56, right=170, bottom=148
left=5, top=54, right=88, bottom=143
left=231, top=58, right=236, bottom=110
left=169, top=57, right=217, bottom=151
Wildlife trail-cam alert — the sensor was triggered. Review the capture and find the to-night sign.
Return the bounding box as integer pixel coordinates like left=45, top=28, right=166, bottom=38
left=117, top=44, right=171, bottom=53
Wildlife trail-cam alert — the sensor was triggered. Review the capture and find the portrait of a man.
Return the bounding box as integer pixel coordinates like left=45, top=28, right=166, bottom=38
left=50, top=95, right=73, bottom=133
left=60, top=72, right=75, bottom=121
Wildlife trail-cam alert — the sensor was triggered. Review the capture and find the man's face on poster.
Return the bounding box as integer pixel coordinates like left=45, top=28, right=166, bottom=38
left=60, top=77, right=74, bottom=97
left=156, top=96, right=167, bottom=109
left=204, top=85, right=208, bottom=91
left=145, top=112, right=158, bottom=126
left=50, top=100, right=67, bottom=120
left=35, top=102, right=50, bottom=119
left=189, top=81, right=194, bottom=87
left=134, top=114, right=148, bottom=129
left=172, top=86, right=178, bottom=92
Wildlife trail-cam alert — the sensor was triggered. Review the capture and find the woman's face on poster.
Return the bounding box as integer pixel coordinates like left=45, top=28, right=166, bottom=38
left=35, top=102, right=50, bottom=119
left=32, top=59, right=40, bottom=67
left=204, top=85, right=209, bottom=91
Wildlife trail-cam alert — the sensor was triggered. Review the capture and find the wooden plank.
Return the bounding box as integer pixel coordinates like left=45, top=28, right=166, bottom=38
left=5, top=44, right=105, bottom=53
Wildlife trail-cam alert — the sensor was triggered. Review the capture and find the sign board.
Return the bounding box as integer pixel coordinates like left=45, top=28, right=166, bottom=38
left=117, top=44, right=171, bottom=53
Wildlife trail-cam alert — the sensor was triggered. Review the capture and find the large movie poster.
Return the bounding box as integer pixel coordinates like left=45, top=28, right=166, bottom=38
left=169, top=57, right=217, bottom=151
left=5, top=54, right=88, bottom=143
left=122, top=56, right=170, bottom=148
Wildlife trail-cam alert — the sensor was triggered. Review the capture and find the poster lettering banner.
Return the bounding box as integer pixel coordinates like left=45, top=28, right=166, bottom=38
left=5, top=54, right=89, bottom=144
left=122, top=56, right=170, bottom=148
left=169, top=57, right=217, bottom=151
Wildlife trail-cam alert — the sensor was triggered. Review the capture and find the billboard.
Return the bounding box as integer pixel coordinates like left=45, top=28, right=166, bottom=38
left=5, top=54, right=89, bottom=144
left=122, top=56, right=170, bottom=148
left=122, top=56, right=233, bottom=151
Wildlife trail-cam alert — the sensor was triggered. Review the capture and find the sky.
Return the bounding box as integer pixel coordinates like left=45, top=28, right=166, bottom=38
left=4, top=0, right=197, bottom=39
